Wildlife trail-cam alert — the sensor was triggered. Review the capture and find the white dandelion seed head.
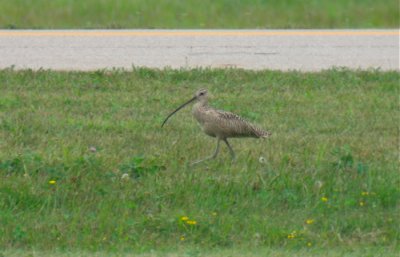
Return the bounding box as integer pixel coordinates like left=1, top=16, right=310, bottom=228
left=259, top=156, right=266, bottom=164
left=314, top=180, right=323, bottom=189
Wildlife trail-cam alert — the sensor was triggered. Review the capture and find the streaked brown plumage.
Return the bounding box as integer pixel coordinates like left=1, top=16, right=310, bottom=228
left=162, top=89, right=271, bottom=164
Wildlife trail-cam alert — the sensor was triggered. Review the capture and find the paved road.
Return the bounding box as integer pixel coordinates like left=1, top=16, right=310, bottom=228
left=0, top=30, right=398, bottom=71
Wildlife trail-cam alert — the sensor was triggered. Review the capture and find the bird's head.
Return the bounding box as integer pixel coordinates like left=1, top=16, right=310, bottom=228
left=194, top=88, right=208, bottom=102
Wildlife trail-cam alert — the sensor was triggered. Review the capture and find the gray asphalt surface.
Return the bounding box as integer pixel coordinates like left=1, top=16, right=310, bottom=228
left=0, top=30, right=398, bottom=71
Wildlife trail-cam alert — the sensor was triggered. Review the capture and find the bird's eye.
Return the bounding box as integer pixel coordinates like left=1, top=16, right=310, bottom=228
left=199, top=92, right=204, bottom=95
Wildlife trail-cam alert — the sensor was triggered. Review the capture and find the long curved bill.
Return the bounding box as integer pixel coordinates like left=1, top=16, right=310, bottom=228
left=161, top=96, right=196, bottom=127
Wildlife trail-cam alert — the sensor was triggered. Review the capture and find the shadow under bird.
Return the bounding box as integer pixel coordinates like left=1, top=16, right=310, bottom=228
left=162, top=89, right=271, bottom=165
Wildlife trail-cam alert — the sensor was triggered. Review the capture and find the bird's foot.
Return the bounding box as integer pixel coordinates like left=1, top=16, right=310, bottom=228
left=190, top=155, right=217, bottom=166
left=190, top=160, right=204, bottom=166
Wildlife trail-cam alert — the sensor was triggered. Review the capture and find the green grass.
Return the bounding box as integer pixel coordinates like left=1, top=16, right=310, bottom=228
left=2, top=246, right=398, bottom=257
left=0, top=0, right=398, bottom=29
left=0, top=68, right=399, bottom=255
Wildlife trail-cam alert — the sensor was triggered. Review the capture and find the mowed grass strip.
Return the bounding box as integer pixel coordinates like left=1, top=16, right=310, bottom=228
left=0, top=0, right=399, bottom=29
left=2, top=246, right=398, bottom=257
left=0, top=68, right=399, bottom=253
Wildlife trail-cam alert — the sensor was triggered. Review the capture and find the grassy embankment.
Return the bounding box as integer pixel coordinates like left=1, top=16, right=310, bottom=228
left=0, top=0, right=398, bottom=29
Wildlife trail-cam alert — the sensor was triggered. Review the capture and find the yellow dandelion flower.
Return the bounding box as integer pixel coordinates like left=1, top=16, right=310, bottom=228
left=180, top=236, right=185, bottom=241
left=180, top=216, right=189, bottom=221
left=49, top=180, right=56, bottom=185
left=287, top=231, right=296, bottom=239
left=307, top=242, right=312, bottom=247
left=321, top=196, right=328, bottom=202
left=359, top=201, right=365, bottom=206
left=361, top=192, right=369, bottom=196
left=306, top=219, right=315, bottom=225
left=186, top=220, right=197, bottom=225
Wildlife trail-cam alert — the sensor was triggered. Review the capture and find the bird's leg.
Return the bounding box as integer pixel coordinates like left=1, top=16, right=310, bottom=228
left=191, top=138, right=220, bottom=165
left=223, top=139, right=236, bottom=160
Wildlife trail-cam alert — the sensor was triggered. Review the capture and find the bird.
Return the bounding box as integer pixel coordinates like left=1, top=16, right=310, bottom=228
left=162, top=89, right=271, bottom=165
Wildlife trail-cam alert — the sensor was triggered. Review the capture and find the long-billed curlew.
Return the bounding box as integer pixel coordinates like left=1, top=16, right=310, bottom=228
left=162, top=89, right=271, bottom=164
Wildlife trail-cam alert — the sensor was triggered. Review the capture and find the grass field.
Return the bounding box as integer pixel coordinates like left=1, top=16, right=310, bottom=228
left=2, top=246, right=398, bottom=257
left=0, top=0, right=398, bottom=29
left=0, top=68, right=399, bottom=255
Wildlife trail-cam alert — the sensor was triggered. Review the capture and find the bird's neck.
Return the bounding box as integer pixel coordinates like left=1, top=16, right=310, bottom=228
left=192, top=101, right=209, bottom=124
left=193, top=100, right=208, bottom=113
left=198, top=99, right=208, bottom=107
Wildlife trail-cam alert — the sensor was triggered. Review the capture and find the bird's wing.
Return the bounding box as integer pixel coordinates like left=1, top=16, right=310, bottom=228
left=207, top=108, right=271, bottom=138
left=215, top=109, right=249, bottom=123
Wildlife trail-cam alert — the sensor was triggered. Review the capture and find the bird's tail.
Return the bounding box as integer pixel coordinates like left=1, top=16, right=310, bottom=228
left=260, top=130, right=272, bottom=139
left=252, top=125, right=271, bottom=139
